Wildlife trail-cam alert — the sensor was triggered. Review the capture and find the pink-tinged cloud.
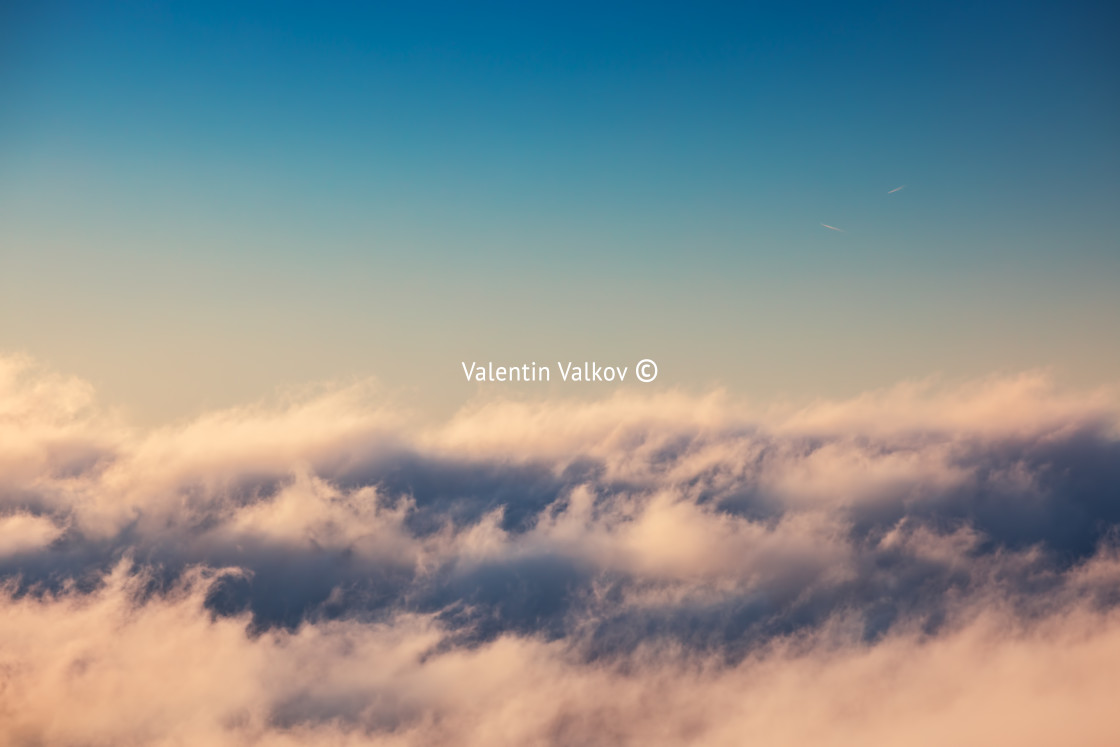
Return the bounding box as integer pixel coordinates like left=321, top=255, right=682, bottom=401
left=2, top=353, right=1120, bottom=744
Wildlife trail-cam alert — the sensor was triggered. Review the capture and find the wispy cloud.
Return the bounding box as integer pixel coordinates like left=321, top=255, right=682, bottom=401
left=888, top=184, right=906, bottom=194
left=821, top=223, right=844, bottom=232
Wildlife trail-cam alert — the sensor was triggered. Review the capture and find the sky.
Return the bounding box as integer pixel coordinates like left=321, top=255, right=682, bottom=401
left=2, top=0, right=1118, bottom=423
left=3, top=4, right=1120, bottom=743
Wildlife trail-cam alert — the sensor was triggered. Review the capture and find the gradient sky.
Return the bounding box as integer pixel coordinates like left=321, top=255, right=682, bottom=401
left=2, top=1, right=1118, bottom=423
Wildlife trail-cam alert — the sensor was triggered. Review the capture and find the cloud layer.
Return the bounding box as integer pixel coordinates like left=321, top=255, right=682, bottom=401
left=3, top=354, right=1120, bottom=745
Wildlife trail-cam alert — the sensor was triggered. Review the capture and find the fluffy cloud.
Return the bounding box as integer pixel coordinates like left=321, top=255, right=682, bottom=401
left=2, top=354, right=1119, bottom=745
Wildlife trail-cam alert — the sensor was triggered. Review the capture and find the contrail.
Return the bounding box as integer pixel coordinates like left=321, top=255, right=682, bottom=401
left=821, top=223, right=844, bottom=232
left=888, top=185, right=906, bottom=194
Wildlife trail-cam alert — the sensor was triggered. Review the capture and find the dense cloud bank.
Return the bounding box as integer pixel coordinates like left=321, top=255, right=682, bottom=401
left=3, top=354, right=1120, bottom=745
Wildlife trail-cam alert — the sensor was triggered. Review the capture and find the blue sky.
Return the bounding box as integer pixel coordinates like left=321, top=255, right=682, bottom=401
left=2, top=1, right=1118, bottom=421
